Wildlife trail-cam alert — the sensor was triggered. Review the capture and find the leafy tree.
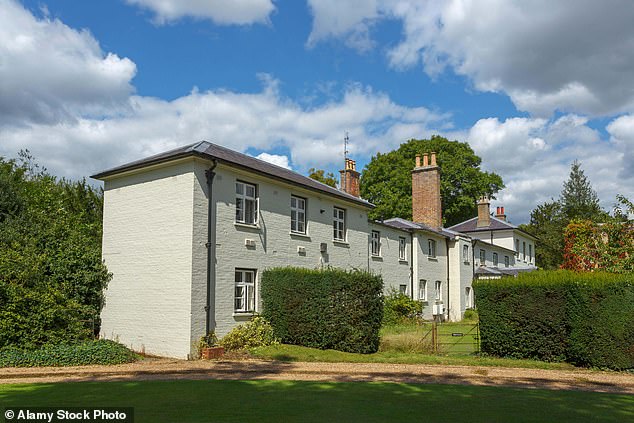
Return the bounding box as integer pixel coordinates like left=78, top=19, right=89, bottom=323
left=308, top=168, right=338, bottom=188
left=0, top=154, right=110, bottom=349
left=360, top=136, right=504, bottom=226
left=524, top=160, right=606, bottom=269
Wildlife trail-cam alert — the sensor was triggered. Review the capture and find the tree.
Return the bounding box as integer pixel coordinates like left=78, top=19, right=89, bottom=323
left=524, top=160, right=606, bottom=269
left=360, top=136, right=504, bottom=226
left=0, top=154, right=110, bottom=349
left=308, top=168, right=338, bottom=188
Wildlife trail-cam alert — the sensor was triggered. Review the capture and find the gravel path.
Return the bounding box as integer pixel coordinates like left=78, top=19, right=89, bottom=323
left=2, top=358, right=634, bottom=394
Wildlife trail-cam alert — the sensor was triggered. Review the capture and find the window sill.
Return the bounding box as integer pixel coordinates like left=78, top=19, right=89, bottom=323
left=463, top=261, right=470, bottom=265
left=427, top=257, right=438, bottom=262
left=398, top=259, right=408, bottom=264
left=371, top=255, right=383, bottom=261
left=234, top=222, right=260, bottom=231
left=290, top=232, right=311, bottom=240
left=233, top=312, right=255, bottom=318
left=333, top=240, right=349, bottom=247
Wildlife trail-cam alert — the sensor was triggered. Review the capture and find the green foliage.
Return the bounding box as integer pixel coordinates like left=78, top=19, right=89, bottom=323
left=307, top=168, right=338, bottom=188
left=382, top=289, right=423, bottom=325
left=462, top=309, right=479, bottom=322
left=474, top=271, right=634, bottom=370
left=360, top=136, right=504, bottom=226
left=218, top=316, right=278, bottom=351
left=261, top=267, right=383, bottom=354
left=0, top=340, right=139, bottom=367
left=196, top=332, right=219, bottom=357
left=560, top=160, right=604, bottom=221
left=0, top=153, right=110, bottom=349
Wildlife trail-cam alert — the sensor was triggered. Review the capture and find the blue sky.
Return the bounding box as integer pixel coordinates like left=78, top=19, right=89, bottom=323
left=1, top=0, right=633, bottom=223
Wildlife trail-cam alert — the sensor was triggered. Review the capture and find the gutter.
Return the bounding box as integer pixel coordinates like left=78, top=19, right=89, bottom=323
left=205, top=160, right=218, bottom=335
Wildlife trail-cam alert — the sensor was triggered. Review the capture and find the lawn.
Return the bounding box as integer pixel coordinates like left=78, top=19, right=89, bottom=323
left=1, top=380, right=632, bottom=423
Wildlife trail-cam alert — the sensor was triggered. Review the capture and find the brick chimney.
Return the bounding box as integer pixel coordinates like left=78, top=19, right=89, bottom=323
left=340, top=158, right=360, bottom=197
left=495, top=206, right=507, bottom=222
left=412, top=152, right=442, bottom=228
left=477, top=196, right=491, bottom=228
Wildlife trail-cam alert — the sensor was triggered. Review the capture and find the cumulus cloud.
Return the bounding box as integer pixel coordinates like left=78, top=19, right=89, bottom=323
left=0, top=0, right=136, bottom=126
left=125, top=0, right=275, bottom=25
left=255, top=153, right=292, bottom=169
left=308, top=0, right=634, bottom=117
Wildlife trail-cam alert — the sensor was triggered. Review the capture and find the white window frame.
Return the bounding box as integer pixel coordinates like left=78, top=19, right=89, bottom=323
left=523, top=241, right=526, bottom=262
left=419, top=280, right=427, bottom=301
left=235, top=181, right=258, bottom=225
left=371, top=230, right=381, bottom=256
left=333, top=207, right=346, bottom=241
left=504, top=255, right=510, bottom=267
left=529, top=244, right=532, bottom=263
left=428, top=239, right=437, bottom=258
left=493, top=252, right=498, bottom=267
left=465, top=287, right=473, bottom=309
left=234, top=269, right=256, bottom=313
left=399, top=284, right=407, bottom=295
left=434, top=280, right=442, bottom=301
left=462, top=245, right=469, bottom=263
left=398, top=237, right=407, bottom=261
left=479, top=249, right=486, bottom=266
left=515, top=239, right=520, bottom=257
left=290, top=195, right=306, bottom=234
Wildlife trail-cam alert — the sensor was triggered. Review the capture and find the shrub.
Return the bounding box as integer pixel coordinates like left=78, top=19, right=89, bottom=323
left=383, top=289, right=423, bottom=326
left=261, top=267, right=383, bottom=354
left=218, top=316, right=278, bottom=351
left=474, top=271, right=634, bottom=370
left=0, top=340, right=139, bottom=367
left=462, top=309, right=478, bottom=322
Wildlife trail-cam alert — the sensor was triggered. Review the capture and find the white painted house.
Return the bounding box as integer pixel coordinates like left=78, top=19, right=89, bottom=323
left=93, top=141, right=536, bottom=358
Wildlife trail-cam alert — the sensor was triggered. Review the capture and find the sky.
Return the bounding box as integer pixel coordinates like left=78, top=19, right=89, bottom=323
left=1, top=0, right=633, bottom=224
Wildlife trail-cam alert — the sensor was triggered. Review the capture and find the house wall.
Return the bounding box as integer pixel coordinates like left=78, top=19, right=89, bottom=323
left=100, top=160, right=196, bottom=359
left=368, top=223, right=411, bottom=294
left=414, top=232, right=448, bottom=320
left=466, top=229, right=536, bottom=268
left=448, top=236, right=474, bottom=321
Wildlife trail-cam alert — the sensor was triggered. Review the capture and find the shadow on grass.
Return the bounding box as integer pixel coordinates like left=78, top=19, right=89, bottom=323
left=0, top=379, right=633, bottom=423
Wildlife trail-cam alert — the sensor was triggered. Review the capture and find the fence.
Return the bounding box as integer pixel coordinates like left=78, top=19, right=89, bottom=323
left=416, top=322, right=480, bottom=355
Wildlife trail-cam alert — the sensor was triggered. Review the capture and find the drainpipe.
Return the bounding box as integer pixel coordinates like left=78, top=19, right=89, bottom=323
left=446, top=239, right=450, bottom=321
left=205, top=160, right=218, bottom=335
left=410, top=231, right=414, bottom=300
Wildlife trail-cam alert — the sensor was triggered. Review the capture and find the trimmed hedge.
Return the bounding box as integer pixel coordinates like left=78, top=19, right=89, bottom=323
left=474, top=271, right=634, bottom=370
left=261, top=267, right=383, bottom=353
left=0, top=340, right=139, bottom=367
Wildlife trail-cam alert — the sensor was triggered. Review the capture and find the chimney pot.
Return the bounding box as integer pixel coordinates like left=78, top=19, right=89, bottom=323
left=415, top=155, right=421, bottom=167
left=430, top=152, right=437, bottom=166
left=423, top=153, right=429, bottom=167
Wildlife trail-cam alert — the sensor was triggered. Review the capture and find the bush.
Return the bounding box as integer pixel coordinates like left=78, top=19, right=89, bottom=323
left=462, top=309, right=478, bottom=322
left=0, top=340, right=139, bottom=367
left=218, top=316, right=278, bottom=351
left=474, top=271, right=634, bottom=370
left=261, top=267, right=383, bottom=354
left=383, top=289, right=423, bottom=326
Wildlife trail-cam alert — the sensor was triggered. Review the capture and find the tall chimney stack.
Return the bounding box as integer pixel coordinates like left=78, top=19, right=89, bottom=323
left=495, top=206, right=507, bottom=222
left=476, top=196, right=491, bottom=228
left=339, top=158, right=360, bottom=197
left=412, top=151, right=442, bottom=228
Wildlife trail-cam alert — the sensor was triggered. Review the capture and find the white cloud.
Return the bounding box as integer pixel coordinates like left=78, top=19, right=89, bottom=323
left=255, top=153, right=292, bottom=169
left=125, top=0, right=275, bottom=25
left=0, top=0, right=136, bottom=126
left=308, top=0, right=634, bottom=117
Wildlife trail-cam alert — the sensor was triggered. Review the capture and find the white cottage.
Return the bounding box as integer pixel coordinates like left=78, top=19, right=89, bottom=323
left=93, top=141, right=535, bottom=358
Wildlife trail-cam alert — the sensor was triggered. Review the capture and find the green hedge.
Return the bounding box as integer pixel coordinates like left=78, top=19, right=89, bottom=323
left=0, top=340, right=139, bottom=367
left=261, top=267, right=383, bottom=353
left=474, top=271, right=634, bottom=370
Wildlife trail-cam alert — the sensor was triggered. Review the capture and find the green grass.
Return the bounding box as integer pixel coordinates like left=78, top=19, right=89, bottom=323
left=1, top=380, right=632, bottom=423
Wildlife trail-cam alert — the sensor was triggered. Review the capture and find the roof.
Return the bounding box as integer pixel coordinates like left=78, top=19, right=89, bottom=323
left=472, top=238, right=517, bottom=255
left=449, top=216, right=538, bottom=240
left=91, top=141, right=373, bottom=209
left=381, top=217, right=457, bottom=239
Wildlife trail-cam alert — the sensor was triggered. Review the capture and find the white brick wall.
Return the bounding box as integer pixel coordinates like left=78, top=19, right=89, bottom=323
left=368, top=223, right=411, bottom=294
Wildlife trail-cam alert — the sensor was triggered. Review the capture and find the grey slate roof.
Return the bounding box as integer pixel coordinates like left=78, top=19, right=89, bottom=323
left=448, top=215, right=538, bottom=240
left=382, top=217, right=457, bottom=239
left=91, top=141, right=373, bottom=209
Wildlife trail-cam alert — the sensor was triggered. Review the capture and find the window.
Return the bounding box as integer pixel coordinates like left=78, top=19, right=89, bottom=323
left=465, top=287, right=473, bottom=308
left=504, top=255, right=510, bottom=267
left=515, top=239, right=520, bottom=256
left=290, top=196, right=306, bottom=234
left=493, top=252, right=498, bottom=267
left=428, top=239, right=437, bottom=258
left=419, top=280, right=427, bottom=301
left=333, top=207, right=346, bottom=241
left=234, top=269, right=255, bottom=313
left=398, top=237, right=407, bottom=260
left=399, top=284, right=407, bottom=295
left=523, top=241, right=526, bottom=261
left=529, top=244, right=533, bottom=263
left=479, top=249, right=486, bottom=266
left=462, top=245, right=469, bottom=263
left=434, top=281, right=442, bottom=301
left=236, top=181, right=258, bottom=225
left=371, top=230, right=381, bottom=256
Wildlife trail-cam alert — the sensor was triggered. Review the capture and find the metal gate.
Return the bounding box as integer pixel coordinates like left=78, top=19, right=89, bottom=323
left=420, top=322, right=480, bottom=355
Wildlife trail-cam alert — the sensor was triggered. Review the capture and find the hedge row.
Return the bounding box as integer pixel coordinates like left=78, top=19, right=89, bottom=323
left=0, top=340, right=139, bottom=367
left=474, top=271, right=634, bottom=370
left=261, top=267, right=383, bottom=353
